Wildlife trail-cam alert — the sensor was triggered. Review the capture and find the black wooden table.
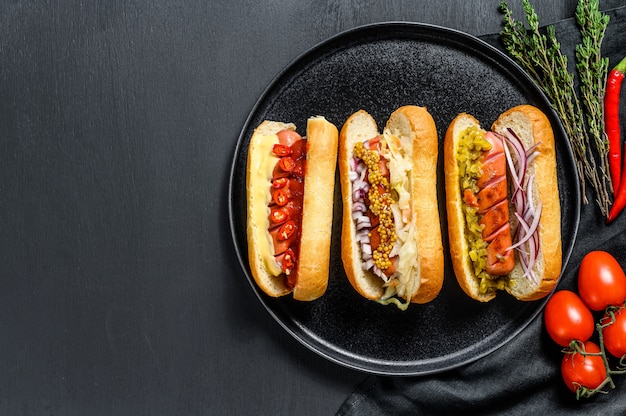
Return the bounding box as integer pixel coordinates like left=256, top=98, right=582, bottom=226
left=2, top=1, right=607, bottom=414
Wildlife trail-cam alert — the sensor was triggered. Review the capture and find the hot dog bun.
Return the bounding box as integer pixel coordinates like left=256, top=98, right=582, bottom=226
left=444, top=105, right=561, bottom=302
left=246, top=116, right=338, bottom=301
left=339, top=106, right=444, bottom=308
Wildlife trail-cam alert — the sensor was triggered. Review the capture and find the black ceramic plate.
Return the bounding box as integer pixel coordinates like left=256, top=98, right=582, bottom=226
left=228, top=22, right=580, bottom=375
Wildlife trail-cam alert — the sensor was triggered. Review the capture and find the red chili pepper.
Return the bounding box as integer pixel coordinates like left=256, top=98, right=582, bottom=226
left=277, top=221, right=296, bottom=241
left=278, top=156, right=295, bottom=172
left=606, top=56, right=626, bottom=223
left=271, top=177, right=289, bottom=189
left=606, top=56, right=626, bottom=196
left=272, top=144, right=292, bottom=157
left=272, top=189, right=288, bottom=206
left=269, top=206, right=288, bottom=225
left=282, top=248, right=296, bottom=280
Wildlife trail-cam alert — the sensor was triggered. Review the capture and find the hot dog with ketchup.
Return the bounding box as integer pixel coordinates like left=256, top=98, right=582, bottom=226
left=339, top=106, right=444, bottom=309
left=444, top=105, right=561, bottom=302
left=246, top=116, right=338, bottom=301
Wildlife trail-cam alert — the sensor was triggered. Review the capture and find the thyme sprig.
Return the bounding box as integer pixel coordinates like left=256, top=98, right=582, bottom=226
left=576, top=0, right=611, bottom=197
left=499, top=0, right=612, bottom=217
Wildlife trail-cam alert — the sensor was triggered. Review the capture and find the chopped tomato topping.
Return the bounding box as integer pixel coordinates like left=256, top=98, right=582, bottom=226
left=366, top=209, right=379, bottom=228
left=369, top=226, right=381, bottom=249
left=367, top=136, right=381, bottom=151
left=378, top=159, right=389, bottom=177
left=463, top=189, right=478, bottom=207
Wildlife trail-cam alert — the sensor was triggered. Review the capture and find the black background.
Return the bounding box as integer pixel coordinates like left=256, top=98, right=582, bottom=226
left=2, top=1, right=624, bottom=415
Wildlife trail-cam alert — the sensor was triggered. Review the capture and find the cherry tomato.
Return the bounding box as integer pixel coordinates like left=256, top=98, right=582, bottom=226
left=602, top=306, right=626, bottom=358
left=561, top=341, right=607, bottom=394
left=578, top=251, right=626, bottom=311
left=544, top=290, right=594, bottom=347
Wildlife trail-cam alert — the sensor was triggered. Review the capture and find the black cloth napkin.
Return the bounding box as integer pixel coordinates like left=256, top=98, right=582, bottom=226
left=337, top=4, right=626, bottom=415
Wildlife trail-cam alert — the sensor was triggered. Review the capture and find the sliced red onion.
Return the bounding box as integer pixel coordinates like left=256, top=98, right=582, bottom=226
left=372, top=265, right=389, bottom=281
left=363, top=259, right=374, bottom=271
left=502, top=127, right=542, bottom=285
left=356, top=229, right=369, bottom=242
left=525, top=174, right=536, bottom=214
left=508, top=202, right=542, bottom=251
left=505, top=129, right=528, bottom=182
left=357, top=161, right=367, bottom=176
left=526, top=151, right=540, bottom=166
left=356, top=215, right=371, bottom=230
left=353, top=201, right=366, bottom=212
left=501, top=134, right=525, bottom=208
left=352, top=188, right=365, bottom=202
left=525, top=141, right=542, bottom=157
left=526, top=235, right=539, bottom=284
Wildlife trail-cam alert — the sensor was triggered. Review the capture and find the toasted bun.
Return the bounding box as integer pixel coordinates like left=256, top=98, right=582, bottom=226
left=492, top=105, right=561, bottom=301
left=339, top=106, right=444, bottom=305
left=444, top=106, right=561, bottom=302
left=294, top=117, right=339, bottom=300
left=246, top=117, right=338, bottom=300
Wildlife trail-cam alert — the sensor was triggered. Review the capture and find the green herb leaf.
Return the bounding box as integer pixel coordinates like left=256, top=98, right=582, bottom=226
left=499, top=0, right=612, bottom=216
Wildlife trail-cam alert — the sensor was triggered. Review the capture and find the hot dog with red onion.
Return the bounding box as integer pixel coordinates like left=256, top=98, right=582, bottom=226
left=246, top=116, right=338, bottom=301
left=444, top=105, right=562, bottom=302
left=339, top=106, right=444, bottom=309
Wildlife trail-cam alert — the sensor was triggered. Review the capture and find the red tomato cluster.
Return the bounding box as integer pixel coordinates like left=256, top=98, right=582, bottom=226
left=544, top=251, right=626, bottom=398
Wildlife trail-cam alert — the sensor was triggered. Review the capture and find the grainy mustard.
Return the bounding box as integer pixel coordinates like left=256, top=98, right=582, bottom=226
left=354, top=141, right=397, bottom=273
